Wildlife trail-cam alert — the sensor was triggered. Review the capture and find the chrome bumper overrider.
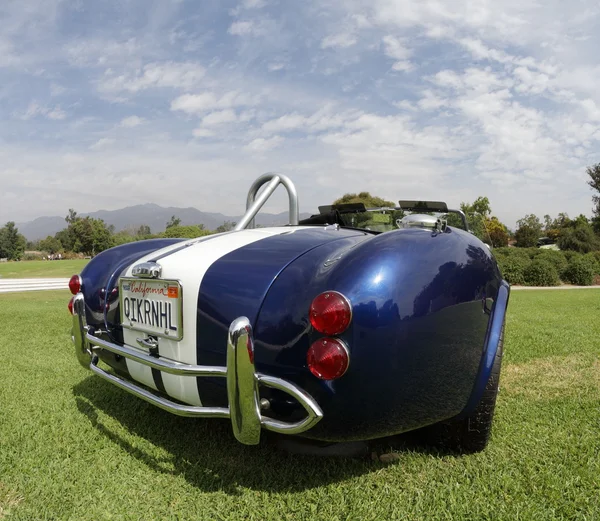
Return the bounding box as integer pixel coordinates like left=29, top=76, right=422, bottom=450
left=71, top=293, right=323, bottom=445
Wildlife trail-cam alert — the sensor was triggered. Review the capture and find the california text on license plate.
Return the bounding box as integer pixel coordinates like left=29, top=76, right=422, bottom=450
left=119, top=278, right=183, bottom=341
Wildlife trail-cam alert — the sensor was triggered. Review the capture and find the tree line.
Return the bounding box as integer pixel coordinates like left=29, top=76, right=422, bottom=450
left=0, top=211, right=238, bottom=261
left=2, top=163, right=600, bottom=261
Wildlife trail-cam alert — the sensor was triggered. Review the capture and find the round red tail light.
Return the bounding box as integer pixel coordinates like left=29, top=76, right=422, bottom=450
left=307, top=338, right=349, bottom=380
left=69, top=275, right=82, bottom=295
left=68, top=296, right=75, bottom=315
left=309, top=291, right=352, bottom=335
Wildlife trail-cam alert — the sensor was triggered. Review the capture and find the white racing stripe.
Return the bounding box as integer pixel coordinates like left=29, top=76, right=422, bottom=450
left=120, top=227, right=312, bottom=405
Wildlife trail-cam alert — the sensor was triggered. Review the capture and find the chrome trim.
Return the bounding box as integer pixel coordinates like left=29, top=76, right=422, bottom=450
left=71, top=293, right=92, bottom=368
left=88, top=332, right=226, bottom=376
left=132, top=262, right=162, bottom=279
left=136, top=337, right=159, bottom=350
left=399, top=213, right=447, bottom=232
left=227, top=317, right=261, bottom=445
left=235, top=172, right=299, bottom=230
left=71, top=293, right=323, bottom=445
left=257, top=374, right=324, bottom=434
left=448, top=209, right=470, bottom=232
left=90, top=358, right=230, bottom=419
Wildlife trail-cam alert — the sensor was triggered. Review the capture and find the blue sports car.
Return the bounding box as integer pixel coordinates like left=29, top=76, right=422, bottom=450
left=69, top=173, right=509, bottom=454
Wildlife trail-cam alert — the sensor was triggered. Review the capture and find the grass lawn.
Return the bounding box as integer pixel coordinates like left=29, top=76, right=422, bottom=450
left=0, top=259, right=88, bottom=279
left=0, top=289, right=598, bottom=520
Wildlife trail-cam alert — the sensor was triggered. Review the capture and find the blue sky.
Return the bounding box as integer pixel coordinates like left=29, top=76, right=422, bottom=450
left=2, top=0, right=600, bottom=229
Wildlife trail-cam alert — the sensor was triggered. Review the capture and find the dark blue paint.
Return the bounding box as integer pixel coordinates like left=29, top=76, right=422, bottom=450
left=194, top=228, right=371, bottom=405
left=82, top=225, right=509, bottom=442
left=251, top=227, right=506, bottom=441
left=460, top=279, right=510, bottom=416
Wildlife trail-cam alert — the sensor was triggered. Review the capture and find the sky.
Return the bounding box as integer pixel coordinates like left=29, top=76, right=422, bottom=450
left=1, top=0, right=600, bottom=230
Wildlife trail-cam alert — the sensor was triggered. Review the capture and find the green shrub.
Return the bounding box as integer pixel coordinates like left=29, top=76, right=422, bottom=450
left=523, top=259, right=560, bottom=286
left=493, top=247, right=537, bottom=260
left=535, top=250, right=568, bottom=278
left=582, top=252, right=600, bottom=275
left=562, top=250, right=582, bottom=262
left=563, top=257, right=594, bottom=286
left=496, top=255, right=530, bottom=285
left=557, top=223, right=600, bottom=253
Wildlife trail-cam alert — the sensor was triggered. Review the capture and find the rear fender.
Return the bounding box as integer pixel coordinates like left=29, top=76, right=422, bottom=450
left=79, top=239, right=184, bottom=328
left=458, top=280, right=510, bottom=417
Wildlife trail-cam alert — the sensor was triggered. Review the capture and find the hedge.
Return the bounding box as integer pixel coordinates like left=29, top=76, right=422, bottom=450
left=534, top=250, right=569, bottom=278
left=563, top=257, right=595, bottom=286
left=523, top=259, right=561, bottom=286
left=495, top=255, right=530, bottom=285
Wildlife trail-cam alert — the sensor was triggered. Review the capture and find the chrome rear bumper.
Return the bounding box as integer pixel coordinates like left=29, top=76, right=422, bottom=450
left=71, top=293, right=323, bottom=445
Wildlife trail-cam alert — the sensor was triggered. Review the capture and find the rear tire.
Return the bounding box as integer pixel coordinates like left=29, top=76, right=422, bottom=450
left=419, top=323, right=504, bottom=453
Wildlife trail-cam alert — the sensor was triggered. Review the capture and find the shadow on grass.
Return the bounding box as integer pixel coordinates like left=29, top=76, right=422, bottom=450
left=72, top=376, right=454, bottom=493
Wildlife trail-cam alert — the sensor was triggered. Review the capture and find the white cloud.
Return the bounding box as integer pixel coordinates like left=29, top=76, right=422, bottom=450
left=89, top=138, right=115, bottom=150
left=241, top=0, right=267, bottom=8
left=99, top=62, right=205, bottom=93
left=202, top=109, right=238, bottom=126
left=229, top=0, right=268, bottom=15
left=17, top=101, right=66, bottom=120
left=50, top=83, right=67, bottom=97
left=3, top=0, right=600, bottom=230
left=268, top=62, right=286, bottom=71
left=321, top=33, right=357, bottom=49
left=244, top=135, right=283, bottom=151
left=119, top=116, right=145, bottom=128
left=171, top=91, right=256, bottom=115
left=382, top=35, right=413, bottom=71
left=261, top=107, right=360, bottom=134
left=228, top=19, right=272, bottom=37
left=192, top=128, right=215, bottom=138
left=66, top=38, right=140, bottom=68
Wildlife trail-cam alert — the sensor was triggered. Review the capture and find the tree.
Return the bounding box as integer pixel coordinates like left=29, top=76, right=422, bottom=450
left=586, top=163, right=600, bottom=233
left=452, top=196, right=496, bottom=242
left=65, top=208, right=79, bottom=225
left=461, top=196, right=491, bottom=218
left=556, top=218, right=600, bottom=253
left=55, top=227, right=75, bottom=252
left=166, top=216, right=182, bottom=229
left=0, top=222, right=27, bottom=260
left=215, top=221, right=236, bottom=233
left=332, top=192, right=401, bottom=228
left=514, top=214, right=543, bottom=247
left=333, top=192, right=395, bottom=208
left=70, top=217, right=113, bottom=256
left=485, top=217, right=509, bottom=248
left=586, top=163, right=600, bottom=217
left=136, top=224, right=152, bottom=237
left=160, top=225, right=211, bottom=239
left=39, top=236, right=63, bottom=254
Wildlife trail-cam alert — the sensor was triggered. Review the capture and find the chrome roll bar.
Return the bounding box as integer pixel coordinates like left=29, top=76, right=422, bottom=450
left=235, top=173, right=299, bottom=231
left=448, top=209, right=470, bottom=232
left=71, top=293, right=323, bottom=445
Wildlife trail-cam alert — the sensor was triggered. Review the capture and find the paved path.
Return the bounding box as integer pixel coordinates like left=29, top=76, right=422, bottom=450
left=0, top=278, right=69, bottom=294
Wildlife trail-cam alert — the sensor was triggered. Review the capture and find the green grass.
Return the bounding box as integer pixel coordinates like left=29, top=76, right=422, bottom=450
left=0, top=289, right=598, bottom=520
left=0, top=259, right=88, bottom=279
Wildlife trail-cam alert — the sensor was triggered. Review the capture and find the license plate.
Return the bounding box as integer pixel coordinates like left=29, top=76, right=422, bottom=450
left=119, top=278, right=183, bottom=341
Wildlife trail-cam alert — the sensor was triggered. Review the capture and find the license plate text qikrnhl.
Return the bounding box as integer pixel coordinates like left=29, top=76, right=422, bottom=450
left=119, top=278, right=183, bottom=341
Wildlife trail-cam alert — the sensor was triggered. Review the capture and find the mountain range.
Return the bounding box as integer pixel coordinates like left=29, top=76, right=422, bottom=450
left=16, top=203, right=313, bottom=241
